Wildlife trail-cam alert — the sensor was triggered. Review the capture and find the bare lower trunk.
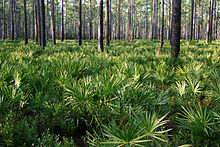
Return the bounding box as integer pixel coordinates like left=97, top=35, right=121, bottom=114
left=105, top=0, right=110, bottom=46
left=160, top=0, right=164, bottom=48
left=98, top=0, right=104, bottom=52
left=78, top=0, right=82, bottom=45
left=51, top=0, right=56, bottom=44
left=24, top=0, right=28, bottom=44
left=170, top=0, right=181, bottom=61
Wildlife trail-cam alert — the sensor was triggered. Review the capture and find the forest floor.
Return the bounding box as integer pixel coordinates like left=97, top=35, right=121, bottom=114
left=0, top=39, right=219, bottom=146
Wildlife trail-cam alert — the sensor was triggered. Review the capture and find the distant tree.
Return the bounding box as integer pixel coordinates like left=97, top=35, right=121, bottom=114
left=34, top=0, right=38, bottom=42
left=197, top=0, right=201, bottom=41
left=89, top=0, right=92, bottom=40
left=145, top=0, right=148, bottom=40
left=51, top=0, right=56, bottom=44
left=32, top=0, right=35, bottom=40
left=105, top=0, right=110, bottom=46
left=190, top=0, right=194, bottom=40
left=150, top=0, right=155, bottom=41
left=170, top=0, right=181, bottom=61
left=167, top=0, right=171, bottom=40
left=78, top=0, right=82, bottom=45
left=160, top=0, right=164, bottom=48
left=98, top=0, right=104, bottom=52
left=37, top=0, right=42, bottom=46
left=11, top=0, right=14, bottom=40
left=41, top=0, right=46, bottom=49
left=206, top=0, right=214, bottom=43
left=117, top=0, right=121, bottom=40
left=127, top=0, right=132, bottom=41
left=61, top=0, right=64, bottom=42
left=2, top=0, right=5, bottom=40
left=24, top=0, right=28, bottom=44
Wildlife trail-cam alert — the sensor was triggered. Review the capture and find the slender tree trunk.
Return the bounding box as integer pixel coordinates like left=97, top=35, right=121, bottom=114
left=190, top=0, right=194, bottom=40
left=167, top=0, right=170, bottom=40
left=150, top=0, right=155, bottom=41
left=61, top=0, right=64, bottom=42
left=160, top=0, right=164, bottom=48
left=206, top=0, right=214, bottom=43
left=184, top=0, right=186, bottom=39
left=78, top=0, right=82, bottom=45
left=35, top=0, right=38, bottom=42
left=214, top=0, right=218, bottom=39
left=117, top=0, right=121, bottom=39
left=98, top=0, right=104, bottom=52
left=46, top=0, right=49, bottom=40
left=56, top=0, right=59, bottom=39
left=89, top=0, right=92, bottom=40
left=83, top=6, right=86, bottom=40
left=170, top=0, right=181, bottom=61
left=11, top=0, right=14, bottom=40
left=128, top=0, right=132, bottom=41
left=193, top=0, right=196, bottom=40
left=32, top=0, right=35, bottom=40
left=41, top=0, right=46, bottom=49
left=145, top=0, right=148, bottom=39
left=37, top=0, right=42, bottom=46
left=197, top=0, right=201, bottom=41
left=65, top=0, right=67, bottom=39
left=105, top=0, right=110, bottom=46
left=51, top=0, right=56, bottom=44
left=109, top=0, right=112, bottom=40
left=2, top=0, right=5, bottom=40
left=24, top=0, right=28, bottom=44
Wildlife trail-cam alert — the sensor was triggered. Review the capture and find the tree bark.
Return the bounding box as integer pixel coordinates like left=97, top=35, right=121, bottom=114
left=24, top=0, right=28, bottom=44
left=11, top=0, right=14, bottom=40
left=105, top=0, right=110, bottom=46
left=98, top=0, right=104, bottom=52
left=167, top=0, right=170, bottom=40
left=35, top=0, right=38, bottom=42
left=214, top=0, right=218, bottom=39
left=160, top=0, right=164, bottom=48
left=78, top=0, right=82, bottom=45
left=170, top=0, right=181, bottom=61
left=206, top=0, right=214, bottom=43
left=61, top=0, right=64, bottom=42
left=109, top=0, right=112, bottom=40
left=56, top=0, right=59, bottom=39
left=46, top=0, right=49, bottom=40
left=117, top=0, right=121, bottom=40
left=190, top=0, right=194, bottom=40
left=2, top=0, right=5, bottom=40
left=51, top=0, right=56, bottom=44
left=150, top=0, right=155, bottom=41
left=32, top=0, right=35, bottom=40
left=41, top=0, right=46, bottom=49
left=145, top=0, right=148, bottom=39
left=37, top=0, right=42, bottom=46
left=197, top=0, right=201, bottom=41
left=193, top=0, right=196, bottom=40
left=89, top=0, right=92, bottom=40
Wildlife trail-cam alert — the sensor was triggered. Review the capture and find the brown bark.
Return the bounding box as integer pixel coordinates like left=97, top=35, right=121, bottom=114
left=41, top=0, right=46, bottom=49
left=32, top=0, right=35, bottom=40
left=24, top=0, right=28, bottom=44
left=117, top=0, right=121, bottom=40
left=206, top=0, right=214, bottom=43
left=78, top=0, right=82, bottom=45
left=35, top=0, right=38, bottom=42
left=160, top=0, right=164, bottom=48
left=150, top=0, right=155, bottom=41
left=98, top=0, right=104, bottom=52
left=128, top=0, right=132, bottom=41
left=105, top=0, right=110, bottom=46
left=51, top=0, right=56, bottom=44
left=197, top=0, right=201, bottom=41
left=37, top=0, right=42, bottom=46
left=89, top=0, right=92, bottom=40
left=145, top=0, right=148, bottom=39
left=61, top=0, right=64, bottom=42
left=190, top=0, right=194, bottom=40
left=170, top=0, right=181, bottom=61
left=2, top=0, right=5, bottom=40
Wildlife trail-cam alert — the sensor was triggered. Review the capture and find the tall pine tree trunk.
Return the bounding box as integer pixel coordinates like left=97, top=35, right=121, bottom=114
left=197, top=0, right=201, bottom=41
left=206, top=0, right=214, bottom=43
left=214, top=0, right=218, bottom=39
left=160, top=0, right=164, bottom=48
left=170, top=0, right=181, bottom=61
left=11, top=0, right=14, bottom=40
left=61, top=0, right=64, bottom=42
left=32, top=0, right=35, bottom=40
left=78, top=0, right=82, bottom=45
left=98, top=0, right=104, bottom=52
left=41, top=0, right=46, bottom=49
left=105, top=0, right=110, bottom=46
left=37, top=0, right=42, bottom=46
left=145, top=0, right=148, bottom=39
left=150, top=0, right=155, bottom=41
left=190, top=0, right=194, bottom=40
left=167, top=0, right=170, bottom=40
left=51, top=0, right=56, bottom=44
left=35, top=0, right=38, bottom=42
left=128, top=0, right=131, bottom=41
left=117, top=0, right=121, bottom=40
left=24, top=0, right=28, bottom=44
left=2, top=0, right=5, bottom=40
left=89, top=0, right=92, bottom=40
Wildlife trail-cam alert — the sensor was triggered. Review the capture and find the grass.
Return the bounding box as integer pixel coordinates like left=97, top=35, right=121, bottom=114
left=0, top=39, right=219, bottom=146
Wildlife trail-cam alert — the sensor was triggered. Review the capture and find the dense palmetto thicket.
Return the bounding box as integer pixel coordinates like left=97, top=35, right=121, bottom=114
left=0, top=0, right=220, bottom=146
left=0, top=39, right=219, bottom=146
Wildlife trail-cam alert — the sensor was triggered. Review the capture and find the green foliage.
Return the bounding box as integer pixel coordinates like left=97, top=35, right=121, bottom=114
left=0, top=39, right=219, bottom=146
